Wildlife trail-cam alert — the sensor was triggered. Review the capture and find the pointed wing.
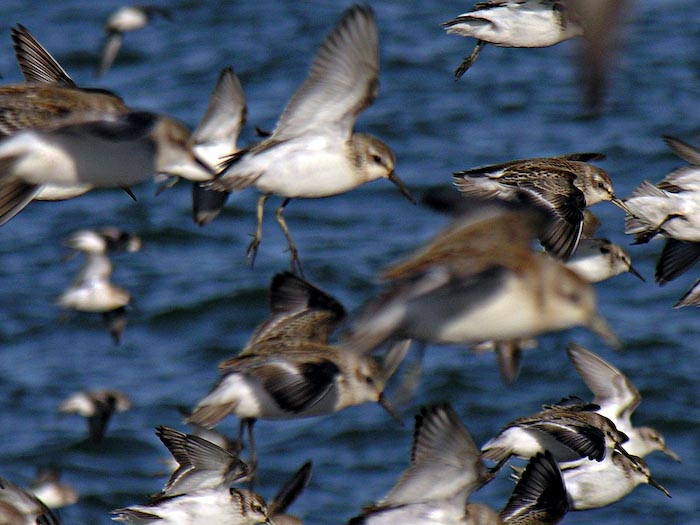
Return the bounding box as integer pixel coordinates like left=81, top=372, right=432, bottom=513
left=655, top=238, right=700, bottom=284
left=192, top=67, right=246, bottom=168
left=11, top=24, right=76, bottom=86
left=272, top=5, right=379, bottom=141
left=97, top=31, right=124, bottom=78
left=567, top=343, right=639, bottom=425
left=268, top=461, right=312, bottom=515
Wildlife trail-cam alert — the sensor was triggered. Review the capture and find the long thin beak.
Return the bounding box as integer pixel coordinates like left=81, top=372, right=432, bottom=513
left=378, top=392, right=403, bottom=425
left=648, top=476, right=671, bottom=498
left=388, top=171, right=417, bottom=204
left=663, top=446, right=682, bottom=462
left=612, top=196, right=635, bottom=216
left=588, top=313, right=621, bottom=349
left=628, top=263, right=646, bottom=282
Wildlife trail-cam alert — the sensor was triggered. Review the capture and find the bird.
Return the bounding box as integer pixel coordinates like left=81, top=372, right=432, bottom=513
left=27, top=468, right=78, bottom=509
left=0, top=476, right=60, bottom=525
left=347, top=403, right=495, bottom=525
left=0, top=109, right=212, bottom=224
left=344, top=199, right=619, bottom=356
left=191, top=67, right=247, bottom=226
left=153, top=426, right=250, bottom=499
left=566, top=343, right=679, bottom=460
left=57, top=228, right=141, bottom=344
left=480, top=401, right=630, bottom=473
left=565, top=237, right=644, bottom=283
left=267, top=461, right=312, bottom=525
left=561, top=450, right=670, bottom=510
left=205, top=4, right=415, bottom=273
left=187, top=272, right=406, bottom=476
left=443, top=0, right=584, bottom=79
left=624, top=136, right=700, bottom=287
left=499, top=451, right=569, bottom=525
left=58, top=388, right=132, bottom=443
left=111, top=486, right=270, bottom=525
left=453, top=153, right=630, bottom=260
left=97, top=5, right=172, bottom=78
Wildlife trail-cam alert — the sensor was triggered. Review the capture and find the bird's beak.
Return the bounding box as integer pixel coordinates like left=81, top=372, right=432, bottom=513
left=388, top=171, right=417, bottom=204
left=588, top=313, right=621, bottom=349
left=627, top=263, right=645, bottom=282
left=612, top=196, right=635, bottom=216
left=648, top=476, right=671, bottom=498
left=663, top=446, right=682, bottom=462
left=378, top=392, right=403, bottom=425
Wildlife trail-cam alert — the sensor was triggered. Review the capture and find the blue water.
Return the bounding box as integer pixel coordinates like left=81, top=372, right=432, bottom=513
left=0, top=1, right=698, bottom=523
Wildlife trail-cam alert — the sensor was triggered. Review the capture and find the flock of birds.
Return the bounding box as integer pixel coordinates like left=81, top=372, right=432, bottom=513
left=0, top=1, right=695, bottom=524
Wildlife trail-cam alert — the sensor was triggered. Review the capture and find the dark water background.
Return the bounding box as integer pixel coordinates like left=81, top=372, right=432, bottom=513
left=0, top=0, right=699, bottom=523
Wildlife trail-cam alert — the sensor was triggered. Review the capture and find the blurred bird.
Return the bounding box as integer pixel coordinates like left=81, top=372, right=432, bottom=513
left=58, top=388, right=132, bottom=443
left=565, top=237, right=643, bottom=283
left=345, top=199, right=619, bottom=356
left=57, top=228, right=141, bottom=344
left=97, top=5, right=172, bottom=78
left=206, top=5, right=414, bottom=273
left=453, top=153, right=629, bottom=260
left=0, top=477, right=60, bottom=525
left=567, top=343, right=679, bottom=461
left=27, top=468, right=78, bottom=510
left=191, top=67, right=247, bottom=226
left=443, top=0, right=584, bottom=79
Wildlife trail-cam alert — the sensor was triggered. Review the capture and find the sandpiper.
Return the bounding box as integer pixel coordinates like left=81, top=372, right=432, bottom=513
left=345, top=199, right=619, bottom=355
left=27, top=468, right=78, bottom=509
left=58, top=388, right=131, bottom=443
left=565, top=237, right=644, bottom=283
left=191, top=67, right=247, bottom=226
left=187, top=272, right=405, bottom=475
left=154, top=426, right=250, bottom=498
left=347, top=403, right=493, bottom=525
left=206, top=5, right=414, bottom=273
left=500, top=451, right=568, bottom=525
left=97, top=5, right=172, bottom=77
left=567, top=343, right=679, bottom=460
left=562, top=450, right=670, bottom=510
left=57, top=228, right=140, bottom=344
left=112, top=486, right=270, bottom=525
left=481, top=401, right=629, bottom=472
left=443, top=0, right=584, bottom=79
left=453, top=153, right=629, bottom=260
left=0, top=477, right=59, bottom=525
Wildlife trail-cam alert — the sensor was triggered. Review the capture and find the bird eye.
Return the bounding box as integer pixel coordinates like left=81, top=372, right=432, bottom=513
left=371, top=154, right=382, bottom=164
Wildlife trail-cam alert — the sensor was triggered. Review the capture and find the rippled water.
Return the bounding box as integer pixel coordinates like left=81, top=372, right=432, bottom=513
left=0, top=1, right=698, bottom=523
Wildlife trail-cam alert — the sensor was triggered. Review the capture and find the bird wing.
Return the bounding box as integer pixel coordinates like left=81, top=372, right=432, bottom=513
left=11, top=24, right=76, bottom=86
left=272, top=5, right=379, bottom=142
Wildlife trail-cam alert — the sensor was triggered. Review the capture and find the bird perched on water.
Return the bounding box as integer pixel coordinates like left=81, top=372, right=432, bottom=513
left=453, top=153, right=629, bottom=260
left=0, top=477, right=60, bottom=525
left=187, top=272, right=406, bottom=476
left=443, top=0, right=584, bottom=79
left=58, top=388, right=132, bottom=443
left=344, top=199, right=619, bottom=356
left=205, top=5, right=414, bottom=274
left=57, top=228, right=141, bottom=344
left=97, top=5, right=172, bottom=78
left=566, top=343, right=679, bottom=461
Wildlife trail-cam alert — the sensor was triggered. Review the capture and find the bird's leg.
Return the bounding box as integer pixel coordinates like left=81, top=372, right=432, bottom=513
left=247, top=194, right=269, bottom=267
left=246, top=418, right=258, bottom=490
left=275, top=198, right=303, bottom=276
left=454, top=40, right=485, bottom=80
